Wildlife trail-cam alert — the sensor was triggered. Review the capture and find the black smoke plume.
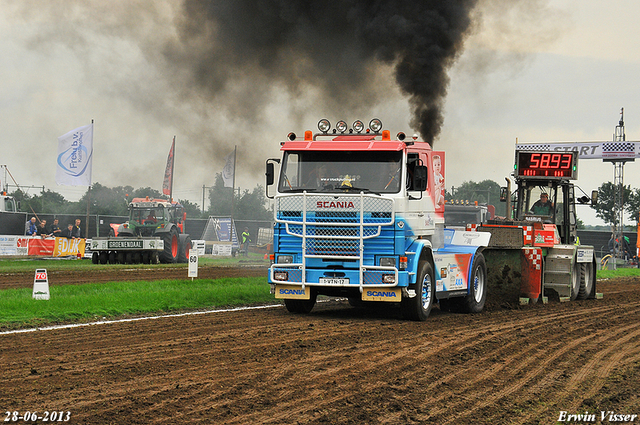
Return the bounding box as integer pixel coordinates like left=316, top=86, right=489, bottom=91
left=168, top=0, right=479, bottom=144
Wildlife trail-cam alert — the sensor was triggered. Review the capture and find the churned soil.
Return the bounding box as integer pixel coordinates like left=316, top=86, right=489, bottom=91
left=1, top=266, right=639, bottom=424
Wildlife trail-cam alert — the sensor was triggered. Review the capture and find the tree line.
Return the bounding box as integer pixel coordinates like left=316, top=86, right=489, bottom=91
left=8, top=176, right=635, bottom=229
left=9, top=173, right=272, bottom=221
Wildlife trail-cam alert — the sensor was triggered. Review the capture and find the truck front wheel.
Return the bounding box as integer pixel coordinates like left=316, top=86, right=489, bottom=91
left=284, top=291, right=317, bottom=314
left=402, top=261, right=435, bottom=321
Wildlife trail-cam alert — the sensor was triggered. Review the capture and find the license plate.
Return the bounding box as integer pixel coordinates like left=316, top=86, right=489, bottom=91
left=319, top=277, right=349, bottom=285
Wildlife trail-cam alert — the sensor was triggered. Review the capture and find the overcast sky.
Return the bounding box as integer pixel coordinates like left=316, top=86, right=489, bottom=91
left=1, top=0, right=638, bottom=226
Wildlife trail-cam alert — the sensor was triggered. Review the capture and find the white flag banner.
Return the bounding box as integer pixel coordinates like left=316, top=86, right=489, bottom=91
left=222, top=148, right=235, bottom=188
left=56, top=124, right=93, bottom=186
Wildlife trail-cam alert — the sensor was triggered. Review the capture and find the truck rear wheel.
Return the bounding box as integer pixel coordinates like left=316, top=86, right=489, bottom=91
left=160, top=228, right=179, bottom=263
left=284, top=290, right=317, bottom=314
left=459, top=253, right=487, bottom=314
left=402, top=261, right=435, bottom=321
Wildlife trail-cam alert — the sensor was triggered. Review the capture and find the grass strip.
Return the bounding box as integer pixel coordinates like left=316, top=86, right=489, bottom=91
left=0, top=277, right=274, bottom=330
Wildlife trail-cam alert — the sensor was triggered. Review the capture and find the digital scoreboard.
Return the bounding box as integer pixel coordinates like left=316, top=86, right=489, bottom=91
left=515, top=151, right=578, bottom=179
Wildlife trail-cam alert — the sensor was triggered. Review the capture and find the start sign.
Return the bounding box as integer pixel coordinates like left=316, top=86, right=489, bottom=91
left=33, top=268, right=50, bottom=300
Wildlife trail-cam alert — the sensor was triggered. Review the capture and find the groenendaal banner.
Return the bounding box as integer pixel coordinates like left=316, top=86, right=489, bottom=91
left=56, top=123, right=93, bottom=186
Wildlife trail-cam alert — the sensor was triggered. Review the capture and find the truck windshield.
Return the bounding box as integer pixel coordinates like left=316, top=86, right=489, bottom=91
left=279, top=151, right=403, bottom=193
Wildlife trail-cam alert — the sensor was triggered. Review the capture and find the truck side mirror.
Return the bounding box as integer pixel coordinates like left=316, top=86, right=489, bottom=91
left=500, top=187, right=508, bottom=202
left=413, top=166, right=427, bottom=191
left=266, top=162, right=275, bottom=186
left=591, top=190, right=598, bottom=206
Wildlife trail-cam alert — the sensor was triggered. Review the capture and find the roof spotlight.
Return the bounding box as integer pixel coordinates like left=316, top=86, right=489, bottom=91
left=396, top=132, right=406, bottom=141
left=318, top=119, right=331, bottom=133
left=287, top=132, right=296, bottom=141
left=336, top=120, right=348, bottom=133
left=369, top=118, right=383, bottom=133
left=352, top=120, right=365, bottom=133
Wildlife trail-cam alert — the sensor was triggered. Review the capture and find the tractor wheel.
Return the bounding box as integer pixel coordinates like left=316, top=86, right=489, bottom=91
left=160, top=228, right=179, bottom=263
left=459, top=253, right=487, bottom=314
left=570, top=260, right=581, bottom=301
left=401, top=261, right=435, bottom=321
left=577, top=261, right=595, bottom=300
left=177, top=235, right=192, bottom=263
left=284, top=290, right=317, bottom=314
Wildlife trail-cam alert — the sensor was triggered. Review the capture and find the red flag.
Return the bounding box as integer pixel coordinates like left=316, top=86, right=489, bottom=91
left=162, top=138, right=175, bottom=196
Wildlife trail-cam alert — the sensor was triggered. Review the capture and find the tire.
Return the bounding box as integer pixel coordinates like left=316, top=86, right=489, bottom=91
left=99, top=251, right=108, bottom=264
left=177, top=235, right=192, bottom=264
left=160, top=227, right=179, bottom=263
left=459, top=253, right=487, bottom=314
left=116, top=252, right=125, bottom=264
left=150, top=251, right=160, bottom=264
left=91, top=252, right=99, bottom=264
left=284, top=289, right=317, bottom=314
left=402, top=261, right=435, bottom=321
left=570, top=259, right=580, bottom=301
left=108, top=251, right=116, bottom=264
left=577, top=261, right=594, bottom=300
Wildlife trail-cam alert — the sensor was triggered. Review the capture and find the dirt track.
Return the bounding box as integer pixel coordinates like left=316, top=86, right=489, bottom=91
left=1, top=267, right=639, bottom=424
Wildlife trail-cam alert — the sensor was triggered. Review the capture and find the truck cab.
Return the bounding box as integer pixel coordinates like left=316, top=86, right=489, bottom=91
left=266, top=119, right=489, bottom=320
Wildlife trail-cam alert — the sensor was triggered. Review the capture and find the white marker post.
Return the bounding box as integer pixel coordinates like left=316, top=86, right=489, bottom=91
left=32, top=269, right=50, bottom=300
left=188, top=248, right=198, bottom=280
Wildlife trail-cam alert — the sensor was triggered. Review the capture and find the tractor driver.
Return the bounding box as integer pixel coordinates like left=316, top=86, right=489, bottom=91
left=530, top=193, right=553, bottom=216
left=146, top=210, right=157, bottom=224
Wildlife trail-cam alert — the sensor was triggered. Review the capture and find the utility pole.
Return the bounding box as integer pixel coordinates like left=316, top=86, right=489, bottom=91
left=605, top=108, right=633, bottom=268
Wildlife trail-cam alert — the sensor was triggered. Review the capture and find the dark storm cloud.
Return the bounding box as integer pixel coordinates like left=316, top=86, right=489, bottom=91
left=165, top=0, right=479, bottom=144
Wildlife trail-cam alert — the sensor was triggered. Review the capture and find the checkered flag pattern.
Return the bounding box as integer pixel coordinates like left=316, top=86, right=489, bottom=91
left=602, top=142, right=635, bottom=153
left=523, top=247, right=542, bottom=270
left=516, top=144, right=551, bottom=151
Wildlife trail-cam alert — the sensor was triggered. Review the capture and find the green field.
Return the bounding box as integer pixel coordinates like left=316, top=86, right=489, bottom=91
left=1, top=257, right=638, bottom=331
left=0, top=256, right=273, bottom=331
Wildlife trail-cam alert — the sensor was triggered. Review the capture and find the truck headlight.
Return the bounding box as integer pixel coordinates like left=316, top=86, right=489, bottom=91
left=278, top=255, right=293, bottom=264
left=382, top=274, right=396, bottom=284
left=274, top=271, right=289, bottom=281
left=380, top=257, right=396, bottom=267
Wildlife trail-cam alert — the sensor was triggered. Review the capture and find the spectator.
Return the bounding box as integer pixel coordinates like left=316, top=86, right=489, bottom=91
left=241, top=227, right=251, bottom=257
left=25, top=217, right=37, bottom=236
left=72, top=219, right=82, bottom=238
left=49, top=218, right=62, bottom=237
left=37, top=219, right=50, bottom=238
left=62, top=223, right=75, bottom=238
